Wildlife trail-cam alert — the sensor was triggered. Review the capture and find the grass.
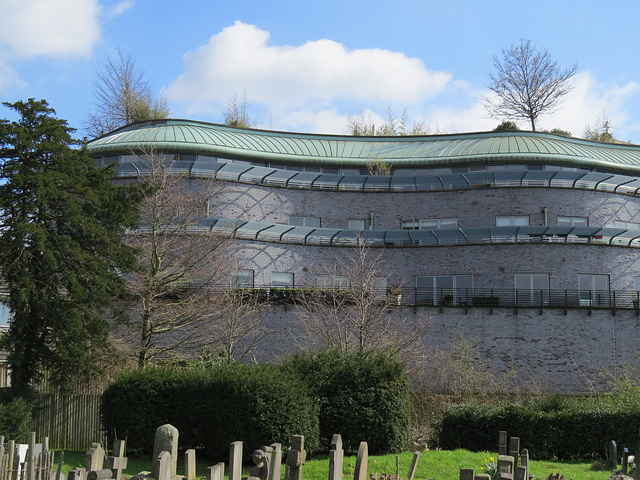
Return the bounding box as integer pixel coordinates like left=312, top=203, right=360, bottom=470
left=54, top=449, right=614, bottom=480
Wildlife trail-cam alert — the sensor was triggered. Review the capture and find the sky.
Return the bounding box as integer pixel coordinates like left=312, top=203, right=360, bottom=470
left=1, top=0, right=640, bottom=143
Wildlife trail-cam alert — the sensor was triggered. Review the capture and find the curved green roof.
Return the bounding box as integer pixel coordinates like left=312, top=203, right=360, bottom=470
left=87, top=119, right=640, bottom=173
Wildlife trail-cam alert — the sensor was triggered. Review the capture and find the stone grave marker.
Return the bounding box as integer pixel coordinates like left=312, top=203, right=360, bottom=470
left=476, top=475, right=491, bottom=480
left=328, top=435, right=343, bottom=480
left=460, top=468, right=474, bottom=480
left=229, top=442, right=243, bottom=480
left=509, top=438, right=520, bottom=461
left=407, top=452, right=420, bottom=480
left=499, top=431, right=508, bottom=456
left=497, top=455, right=514, bottom=480
left=622, top=448, right=631, bottom=475
left=353, top=442, right=368, bottom=480
left=607, top=441, right=618, bottom=470
left=207, top=463, right=224, bottom=480
left=108, top=440, right=128, bottom=480
left=87, top=469, right=114, bottom=480
left=184, top=450, right=196, bottom=480
left=284, top=436, right=306, bottom=480
left=155, top=451, right=171, bottom=480
left=86, top=443, right=105, bottom=471
left=247, top=446, right=272, bottom=480
left=152, top=425, right=178, bottom=480
left=514, top=466, right=527, bottom=480
left=268, top=444, right=281, bottom=480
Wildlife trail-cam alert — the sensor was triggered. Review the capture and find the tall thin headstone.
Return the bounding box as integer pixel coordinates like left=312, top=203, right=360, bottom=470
left=329, top=435, right=343, bottom=480
left=184, top=450, right=196, bottom=480
left=207, top=463, right=224, bottom=480
left=284, top=436, right=305, bottom=480
left=229, top=442, right=243, bottom=480
left=407, top=452, right=420, bottom=480
left=607, top=441, right=618, bottom=470
left=269, top=444, right=282, bottom=480
left=152, top=425, right=178, bottom=480
left=353, top=442, right=368, bottom=480
left=508, top=438, right=520, bottom=462
left=520, top=449, right=529, bottom=477
left=499, top=432, right=508, bottom=456
left=155, top=451, right=171, bottom=480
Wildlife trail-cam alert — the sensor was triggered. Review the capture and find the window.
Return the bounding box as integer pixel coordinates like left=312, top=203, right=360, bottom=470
left=289, top=216, right=320, bottom=228
left=514, top=273, right=549, bottom=306
left=496, top=215, right=529, bottom=226
left=578, top=274, right=610, bottom=306
left=271, top=272, right=294, bottom=287
left=415, top=275, right=473, bottom=306
left=558, top=216, right=588, bottom=227
left=614, top=220, right=640, bottom=230
left=316, top=275, right=349, bottom=288
left=232, top=269, right=254, bottom=288
left=402, top=218, right=458, bottom=230
left=348, top=219, right=366, bottom=230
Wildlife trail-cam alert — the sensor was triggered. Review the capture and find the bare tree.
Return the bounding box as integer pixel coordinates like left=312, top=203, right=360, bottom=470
left=347, top=107, right=429, bottom=136
left=484, top=39, right=577, bottom=131
left=584, top=111, right=616, bottom=143
left=224, top=90, right=253, bottom=128
left=122, top=148, right=232, bottom=367
left=86, top=47, right=170, bottom=138
left=295, top=241, right=422, bottom=356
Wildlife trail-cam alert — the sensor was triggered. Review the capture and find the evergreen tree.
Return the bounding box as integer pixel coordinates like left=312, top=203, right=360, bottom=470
left=0, top=99, right=141, bottom=394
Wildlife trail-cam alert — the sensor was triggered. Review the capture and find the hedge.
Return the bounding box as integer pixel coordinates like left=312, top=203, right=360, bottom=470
left=281, top=350, right=411, bottom=455
left=101, top=363, right=319, bottom=460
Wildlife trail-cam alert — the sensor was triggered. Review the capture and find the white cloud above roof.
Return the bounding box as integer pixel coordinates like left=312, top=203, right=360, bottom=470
left=0, top=0, right=101, bottom=58
left=166, top=21, right=453, bottom=120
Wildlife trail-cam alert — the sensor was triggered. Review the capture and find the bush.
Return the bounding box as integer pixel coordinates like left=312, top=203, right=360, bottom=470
left=0, top=397, right=32, bottom=442
left=102, top=364, right=319, bottom=460
left=282, top=350, right=411, bottom=455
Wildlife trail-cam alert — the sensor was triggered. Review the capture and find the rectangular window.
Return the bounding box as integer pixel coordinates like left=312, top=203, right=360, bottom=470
left=271, top=272, right=294, bottom=287
left=289, top=216, right=320, bottom=228
left=415, top=275, right=473, bottom=306
left=496, top=215, right=529, bottom=226
left=232, top=269, right=254, bottom=288
left=578, top=274, right=610, bottom=306
left=403, top=218, right=458, bottom=230
left=558, top=216, right=588, bottom=227
left=614, top=220, right=640, bottom=230
left=514, top=273, right=550, bottom=306
left=348, top=219, right=366, bottom=230
left=316, top=275, right=349, bottom=288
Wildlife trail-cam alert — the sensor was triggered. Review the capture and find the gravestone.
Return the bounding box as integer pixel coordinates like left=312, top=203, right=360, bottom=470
left=509, top=438, right=520, bottom=461
left=460, top=468, right=474, bottom=480
left=499, top=431, right=508, bottom=456
left=622, top=448, right=631, bottom=475
left=607, top=441, right=618, bottom=470
left=152, top=425, right=178, bottom=480
left=284, top=436, right=306, bottom=480
left=514, top=466, right=527, bottom=480
left=329, top=435, right=343, bottom=480
left=268, top=444, right=281, bottom=480
left=229, top=442, right=243, bottom=480
left=108, top=440, right=128, bottom=480
left=497, top=455, right=514, bottom=480
left=475, top=475, right=491, bottom=480
left=184, top=450, right=196, bottom=480
left=155, top=451, right=171, bottom=480
left=407, top=452, right=420, bottom=480
left=247, top=446, right=272, bottom=480
left=207, top=463, right=224, bottom=480
left=86, top=443, right=105, bottom=471
left=353, top=442, right=368, bottom=480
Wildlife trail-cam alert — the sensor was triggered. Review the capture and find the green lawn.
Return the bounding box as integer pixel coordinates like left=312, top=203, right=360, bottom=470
left=57, top=449, right=614, bottom=480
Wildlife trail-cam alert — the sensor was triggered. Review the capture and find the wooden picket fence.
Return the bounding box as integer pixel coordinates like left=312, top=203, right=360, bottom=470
left=29, top=394, right=106, bottom=451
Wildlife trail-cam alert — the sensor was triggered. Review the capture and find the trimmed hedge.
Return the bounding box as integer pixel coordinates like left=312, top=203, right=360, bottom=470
left=101, top=363, right=319, bottom=460
left=0, top=397, right=32, bottom=442
left=437, top=394, right=640, bottom=460
left=281, top=350, right=411, bottom=455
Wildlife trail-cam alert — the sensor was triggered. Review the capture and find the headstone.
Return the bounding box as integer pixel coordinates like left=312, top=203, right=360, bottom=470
left=623, top=448, right=631, bottom=475
left=229, top=442, right=243, bottom=480
left=407, top=452, right=420, bottom=480
left=152, top=425, right=178, bottom=479
left=475, top=475, right=491, bottom=480
left=269, top=444, right=282, bottom=480
left=497, top=455, right=514, bottom=480
left=248, top=446, right=272, bottom=480
left=284, top=436, right=306, bottom=480
left=155, top=451, right=171, bottom=480
left=499, top=432, right=508, bottom=456
left=509, top=438, right=520, bottom=461
left=329, top=435, right=344, bottom=480
left=108, top=440, right=128, bottom=480
left=607, top=441, right=618, bottom=470
left=353, top=442, right=368, bottom=480
left=520, top=448, right=529, bottom=480
left=184, top=450, right=196, bottom=480
left=514, top=466, right=527, bottom=480
left=207, top=463, right=224, bottom=480
left=86, top=443, right=105, bottom=471
left=460, top=468, right=474, bottom=480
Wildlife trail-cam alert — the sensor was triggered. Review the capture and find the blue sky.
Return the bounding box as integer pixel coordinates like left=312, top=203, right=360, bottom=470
left=1, top=0, right=640, bottom=142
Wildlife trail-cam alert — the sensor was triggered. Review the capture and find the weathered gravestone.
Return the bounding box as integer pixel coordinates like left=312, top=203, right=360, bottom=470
left=108, top=440, right=128, bottom=480
left=460, top=468, right=474, bottom=480
left=184, top=450, right=196, bottom=480
left=608, top=441, right=619, bottom=470
left=328, top=435, right=343, bottom=480
left=509, top=438, right=520, bottom=461
left=152, top=425, right=178, bottom=480
left=499, top=431, right=508, bottom=456
left=155, top=451, right=171, bottom=480
left=622, top=448, right=631, bottom=475
left=268, top=444, right=282, bottom=480
left=86, top=443, right=105, bottom=472
left=207, top=463, right=224, bottom=480
left=497, top=455, right=514, bottom=480
left=245, top=446, right=272, bottom=480
left=229, top=442, right=243, bottom=480
left=353, top=442, right=368, bottom=480
left=407, top=452, right=420, bottom=480
left=284, top=436, right=306, bottom=480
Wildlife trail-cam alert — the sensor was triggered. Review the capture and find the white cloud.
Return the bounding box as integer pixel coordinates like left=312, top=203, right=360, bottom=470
left=166, top=21, right=452, bottom=120
left=108, top=0, right=134, bottom=18
left=0, top=57, right=26, bottom=90
left=0, top=0, right=101, bottom=58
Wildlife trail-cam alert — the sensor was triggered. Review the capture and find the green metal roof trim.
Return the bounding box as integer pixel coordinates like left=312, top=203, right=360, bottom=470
left=87, top=119, right=640, bottom=172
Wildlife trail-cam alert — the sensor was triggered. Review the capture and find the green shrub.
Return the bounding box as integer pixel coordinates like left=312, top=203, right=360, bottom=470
left=0, top=397, right=32, bottom=442
left=102, top=364, right=319, bottom=460
left=282, top=350, right=411, bottom=455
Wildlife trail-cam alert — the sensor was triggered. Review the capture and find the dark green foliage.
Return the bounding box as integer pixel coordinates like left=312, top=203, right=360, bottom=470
left=0, top=99, right=141, bottom=394
left=493, top=121, right=520, bottom=132
left=437, top=394, right=640, bottom=460
left=281, top=350, right=411, bottom=455
left=545, top=128, right=572, bottom=137
left=101, top=364, right=319, bottom=460
left=0, top=397, right=32, bottom=442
